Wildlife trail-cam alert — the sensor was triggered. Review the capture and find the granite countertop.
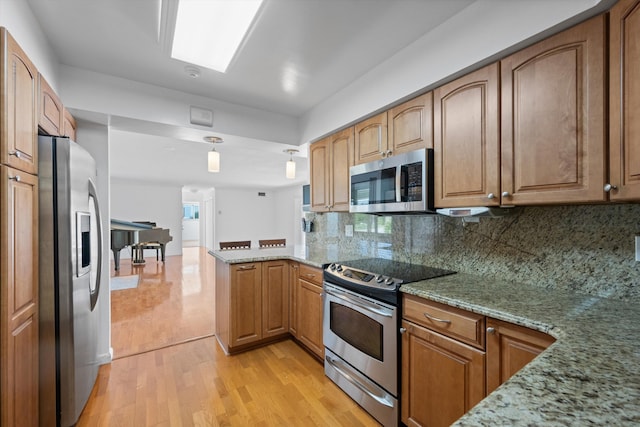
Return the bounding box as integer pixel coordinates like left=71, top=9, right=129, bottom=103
left=208, top=245, right=328, bottom=269
left=401, top=273, right=640, bottom=426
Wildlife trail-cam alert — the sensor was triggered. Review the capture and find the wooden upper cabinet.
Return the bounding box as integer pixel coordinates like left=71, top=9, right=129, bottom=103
left=609, top=0, right=640, bottom=201
left=62, top=108, right=77, bottom=141
left=354, top=112, right=388, bottom=164
left=38, top=74, right=63, bottom=136
left=486, top=318, right=555, bottom=395
left=1, top=28, right=38, bottom=175
left=434, top=63, right=500, bottom=208
left=388, top=92, right=433, bottom=153
left=501, top=15, right=607, bottom=205
left=309, top=127, right=354, bottom=212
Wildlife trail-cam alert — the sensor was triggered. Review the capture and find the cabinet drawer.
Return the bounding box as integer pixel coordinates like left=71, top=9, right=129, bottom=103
left=298, top=264, right=322, bottom=285
left=403, top=294, right=485, bottom=349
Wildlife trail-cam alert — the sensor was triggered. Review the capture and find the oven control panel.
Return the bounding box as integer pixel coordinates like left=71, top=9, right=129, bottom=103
left=326, top=263, right=400, bottom=289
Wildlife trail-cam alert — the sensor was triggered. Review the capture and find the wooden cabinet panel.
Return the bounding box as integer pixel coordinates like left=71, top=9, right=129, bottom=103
left=288, top=262, right=299, bottom=336
left=62, top=108, right=77, bottom=141
left=1, top=29, right=38, bottom=175
left=230, top=263, right=262, bottom=347
left=389, top=92, right=433, bottom=153
left=310, top=128, right=354, bottom=212
left=435, top=63, right=500, bottom=208
left=401, top=320, right=485, bottom=427
left=355, top=112, right=388, bottom=164
left=297, top=278, right=324, bottom=358
left=310, top=139, right=329, bottom=212
left=501, top=15, right=606, bottom=205
left=1, top=165, right=39, bottom=427
left=609, top=0, right=640, bottom=200
left=38, top=74, right=62, bottom=136
left=261, top=260, right=289, bottom=338
left=298, top=263, right=322, bottom=286
left=486, top=318, right=555, bottom=394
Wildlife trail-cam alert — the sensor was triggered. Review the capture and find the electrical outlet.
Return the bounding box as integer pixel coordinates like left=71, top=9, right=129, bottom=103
left=345, top=224, right=354, bottom=237
left=636, top=236, right=640, bottom=262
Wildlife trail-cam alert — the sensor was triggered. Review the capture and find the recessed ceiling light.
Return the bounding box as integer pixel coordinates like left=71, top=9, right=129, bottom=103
left=171, top=0, right=263, bottom=73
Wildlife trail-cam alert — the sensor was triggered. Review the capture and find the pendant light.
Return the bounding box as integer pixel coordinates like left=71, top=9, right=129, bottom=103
left=204, top=136, right=223, bottom=172
left=284, top=149, right=298, bottom=179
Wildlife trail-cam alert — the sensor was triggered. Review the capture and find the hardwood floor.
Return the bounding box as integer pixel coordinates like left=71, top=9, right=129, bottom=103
left=79, top=247, right=379, bottom=426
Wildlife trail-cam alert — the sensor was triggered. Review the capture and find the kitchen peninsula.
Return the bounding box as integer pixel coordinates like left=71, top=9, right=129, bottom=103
left=211, top=248, right=640, bottom=426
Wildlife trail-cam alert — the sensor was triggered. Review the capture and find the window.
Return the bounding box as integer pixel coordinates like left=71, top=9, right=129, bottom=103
left=183, top=203, right=199, bottom=220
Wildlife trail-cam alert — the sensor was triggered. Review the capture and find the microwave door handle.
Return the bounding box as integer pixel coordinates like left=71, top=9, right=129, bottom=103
left=395, top=166, right=401, bottom=202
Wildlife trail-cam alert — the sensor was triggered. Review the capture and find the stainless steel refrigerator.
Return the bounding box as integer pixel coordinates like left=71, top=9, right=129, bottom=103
left=39, top=136, right=104, bottom=426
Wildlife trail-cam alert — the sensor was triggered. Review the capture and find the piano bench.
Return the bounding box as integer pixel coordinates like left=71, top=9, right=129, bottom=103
left=136, top=243, right=161, bottom=260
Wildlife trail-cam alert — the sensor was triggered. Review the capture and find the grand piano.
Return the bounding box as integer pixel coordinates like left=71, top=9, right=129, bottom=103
left=110, top=219, right=173, bottom=271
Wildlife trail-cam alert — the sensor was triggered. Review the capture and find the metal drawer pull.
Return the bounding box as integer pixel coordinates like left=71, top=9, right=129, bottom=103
left=9, top=151, right=22, bottom=159
left=325, top=288, right=393, bottom=317
left=326, top=355, right=394, bottom=408
left=8, top=175, right=21, bottom=182
left=238, top=265, right=255, bottom=270
left=423, top=311, right=451, bottom=324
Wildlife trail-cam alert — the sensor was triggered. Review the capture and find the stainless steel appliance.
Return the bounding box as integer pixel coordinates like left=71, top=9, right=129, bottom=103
left=349, top=148, right=434, bottom=214
left=39, top=136, right=104, bottom=426
left=323, top=259, right=455, bottom=427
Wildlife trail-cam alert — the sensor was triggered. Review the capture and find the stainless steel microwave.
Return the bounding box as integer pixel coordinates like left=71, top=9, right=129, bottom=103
left=349, top=148, right=434, bottom=214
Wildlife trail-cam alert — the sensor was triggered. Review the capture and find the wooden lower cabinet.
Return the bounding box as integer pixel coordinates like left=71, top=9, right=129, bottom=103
left=215, top=259, right=290, bottom=353
left=288, top=262, right=299, bottom=335
left=486, top=318, right=555, bottom=394
left=401, top=319, right=485, bottom=427
left=1, top=165, right=39, bottom=427
left=295, top=264, right=324, bottom=358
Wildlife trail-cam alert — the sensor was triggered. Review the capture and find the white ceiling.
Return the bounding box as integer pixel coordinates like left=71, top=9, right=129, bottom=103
left=22, top=0, right=605, bottom=190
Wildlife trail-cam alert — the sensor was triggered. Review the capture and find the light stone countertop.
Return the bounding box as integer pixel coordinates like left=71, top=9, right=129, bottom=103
left=208, top=245, right=330, bottom=269
left=401, top=273, right=640, bottom=426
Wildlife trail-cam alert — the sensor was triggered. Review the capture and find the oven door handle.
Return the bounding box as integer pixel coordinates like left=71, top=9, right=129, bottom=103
left=324, top=288, right=393, bottom=318
left=325, top=355, right=395, bottom=408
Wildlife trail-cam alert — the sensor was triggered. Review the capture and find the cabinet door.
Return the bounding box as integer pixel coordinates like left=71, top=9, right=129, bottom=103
left=62, top=108, right=77, bottom=141
left=486, top=318, right=555, bottom=394
left=230, top=263, right=262, bottom=347
left=310, top=139, right=330, bottom=212
left=1, top=29, right=38, bottom=175
left=261, top=261, right=289, bottom=339
left=297, top=278, right=324, bottom=358
left=288, top=262, right=299, bottom=336
left=354, top=112, right=388, bottom=164
left=501, top=15, right=606, bottom=205
left=1, top=165, right=39, bottom=427
left=401, top=320, right=485, bottom=427
left=389, top=92, right=433, bottom=154
left=328, top=127, right=354, bottom=211
left=434, top=64, right=500, bottom=208
left=38, top=74, right=63, bottom=136
left=609, top=0, right=640, bottom=201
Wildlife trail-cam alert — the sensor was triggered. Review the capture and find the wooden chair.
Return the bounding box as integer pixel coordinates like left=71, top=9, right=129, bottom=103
left=259, top=239, right=286, bottom=248
left=219, top=240, right=251, bottom=250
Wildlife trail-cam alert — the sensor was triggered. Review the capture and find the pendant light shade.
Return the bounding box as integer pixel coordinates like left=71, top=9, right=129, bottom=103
left=204, top=136, right=223, bottom=173
left=284, top=149, right=299, bottom=179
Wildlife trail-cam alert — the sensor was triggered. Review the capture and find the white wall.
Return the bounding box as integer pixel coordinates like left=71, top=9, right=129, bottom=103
left=273, top=185, right=304, bottom=248
left=110, top=178, right=183, bottom=258
left=215, top=188, right=300, bottom=249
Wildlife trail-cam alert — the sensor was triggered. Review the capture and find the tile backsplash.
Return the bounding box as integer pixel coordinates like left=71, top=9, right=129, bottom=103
left=304, top=204, right=640, bottom=301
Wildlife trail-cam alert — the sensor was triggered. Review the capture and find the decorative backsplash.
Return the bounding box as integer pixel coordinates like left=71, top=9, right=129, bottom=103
left=304, top=204, right=640, bottom=301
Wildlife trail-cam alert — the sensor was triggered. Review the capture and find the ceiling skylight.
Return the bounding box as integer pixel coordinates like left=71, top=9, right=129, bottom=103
left=171, top=0, right=263, bottom=73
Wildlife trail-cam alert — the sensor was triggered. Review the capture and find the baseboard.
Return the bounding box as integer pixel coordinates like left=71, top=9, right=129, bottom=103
left=97, top=348, right=113, bottom=365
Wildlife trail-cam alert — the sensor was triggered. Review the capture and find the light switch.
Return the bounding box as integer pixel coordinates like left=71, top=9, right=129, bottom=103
left=345, top=224, right=354, bottom=237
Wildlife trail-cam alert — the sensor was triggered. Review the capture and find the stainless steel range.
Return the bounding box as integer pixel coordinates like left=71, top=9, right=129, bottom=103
left=322, top=259, right=455, bottom=427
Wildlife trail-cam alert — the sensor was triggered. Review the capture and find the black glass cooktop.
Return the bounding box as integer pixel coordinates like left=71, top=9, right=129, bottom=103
left=333, top=258, right=456, bottom=283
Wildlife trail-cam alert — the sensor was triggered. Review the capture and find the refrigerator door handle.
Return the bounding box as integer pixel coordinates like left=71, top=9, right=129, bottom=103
left=88, top=178, right=103, bottom=311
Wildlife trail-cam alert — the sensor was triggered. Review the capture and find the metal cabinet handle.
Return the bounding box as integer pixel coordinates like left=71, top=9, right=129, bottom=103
left=487, top=327, right=496, bottom=335
left=9, top=151, right=22, bottom=159
left=239, top=265, right=256, bottom=270
left=487, top=193, right=495, bottom=199
left=423, top=311, right=451, bottom=324
left=399, top=327, right=407, bottom=334
left=8, top=175, right=21, bottom=182
left=604, top=183, right=618, bottom=192
left=502, top=191, right=511, bottom=197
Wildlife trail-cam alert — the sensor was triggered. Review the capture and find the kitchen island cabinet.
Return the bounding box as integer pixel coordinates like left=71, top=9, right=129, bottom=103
left=609, top=0, right=640, bottom=201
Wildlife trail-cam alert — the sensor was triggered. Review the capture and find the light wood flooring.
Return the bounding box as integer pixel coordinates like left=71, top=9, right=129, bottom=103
left=78, top=247, right=379, bottom=426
